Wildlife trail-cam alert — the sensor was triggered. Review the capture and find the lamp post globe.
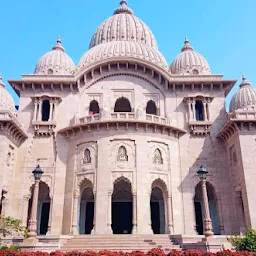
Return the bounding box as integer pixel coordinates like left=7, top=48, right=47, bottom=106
left=32, top=165, right=44, bottom=181
left=197, top=166, right=208, bottom=181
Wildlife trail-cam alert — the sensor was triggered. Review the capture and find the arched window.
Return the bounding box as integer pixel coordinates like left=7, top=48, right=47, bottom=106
left=83, top=149, right=91, bottom=164
left=153, top=149, right=163, bottom=164
left=114, top=97, right=132, bottom=113
left=195, top=100, right=204, bottom=121
left=42, top=100, right=50, bottom=121
left=146, top=100, right=157, bottom=115
left=117, top=146, right=128, bottom=162
left=89, top=100, right=100, bottom=115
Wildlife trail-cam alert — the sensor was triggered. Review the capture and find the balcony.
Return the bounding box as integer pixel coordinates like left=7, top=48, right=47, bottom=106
left=32, top=120, right=57, bottom=136
left=61, top=112, right=186, bottom=138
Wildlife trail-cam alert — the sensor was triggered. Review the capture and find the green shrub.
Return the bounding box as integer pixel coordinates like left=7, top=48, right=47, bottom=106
left=228, top=229, right=256, bottom=251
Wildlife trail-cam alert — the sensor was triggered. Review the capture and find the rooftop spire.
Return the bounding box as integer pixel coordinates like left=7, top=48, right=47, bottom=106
left=0, top=74, right=5, bottom=88
left=181, top=36, right=194, bottom=52
left=240, top=74, right=251, bottom=88
left=52, top=36, right=65, bottom=52
left=114, top=0, right=134, bottom=15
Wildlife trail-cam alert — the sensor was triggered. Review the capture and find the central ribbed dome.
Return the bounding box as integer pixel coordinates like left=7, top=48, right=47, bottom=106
left=89, top=1, right=158, bottom=50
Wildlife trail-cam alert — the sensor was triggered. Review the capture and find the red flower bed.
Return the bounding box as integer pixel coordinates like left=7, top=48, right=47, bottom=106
left=0, top=250, right=256, bottom=256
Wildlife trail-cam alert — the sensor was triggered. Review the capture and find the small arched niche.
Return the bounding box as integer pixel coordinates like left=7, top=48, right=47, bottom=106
left=114, top=97, right=132, bottom=113
left=195, top=100, right=204, bottom=121
left=89, top=100, right=100, bottom=115
left=42, top=100, right=50, bottom=121
left=146, top=100, right=158, bottom=115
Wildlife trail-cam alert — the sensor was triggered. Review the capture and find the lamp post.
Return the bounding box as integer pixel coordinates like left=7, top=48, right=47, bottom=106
left=27, top=165, right=44, bottom=238
left=197, top=166, right=214, bottom=237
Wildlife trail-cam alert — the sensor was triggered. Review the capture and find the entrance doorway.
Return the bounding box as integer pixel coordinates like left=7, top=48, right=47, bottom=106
left=112, top=178, right=133, bottom=234
left=150, top=186, right=166, bottom=234
left=194, top=182, right=220, bottom=235
left=40, top=202, right=50, bottom=234
left=79, top=186, right=94, bottom=234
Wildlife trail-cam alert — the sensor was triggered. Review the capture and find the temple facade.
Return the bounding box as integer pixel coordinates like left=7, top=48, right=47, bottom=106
left=0, top=0, right=255, bottom=238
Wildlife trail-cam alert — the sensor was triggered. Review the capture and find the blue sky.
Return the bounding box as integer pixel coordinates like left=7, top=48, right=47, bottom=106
left=1, top=0, right=255, bottom=107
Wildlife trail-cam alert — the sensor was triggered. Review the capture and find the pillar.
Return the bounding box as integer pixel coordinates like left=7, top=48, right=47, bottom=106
left=33, top=100, right=38, bottom=122
left=207, top=98, right=211, bottom=121
left=22, top=195, right=30, bottom=228
left=72, top=191, right=79, bottom=235
left=192, top=100, right=196, bottom=121
left=49, top=100, right=54, bottom=121
left=216, top=193, right=225, bottom=234
left=187, top=99, right=192, bottom=122
left=201, top=180, right=214, bottom=237
left=235, top=191, right=246, bottom=235
left=92, top=191, right=96, bottom=234
left=37, top=100, right=42, bottom=121
left=1, top=198, right=8, bottom=217
left=79, top=200, right=86, bottom=234
left=203, top=100, right=207, bottom=121
left=107, top=190, right=112, bottom=234
left=28, top=180, right=40, bottom=237
left=132, top=191, right=137, bottom=234
left=167, top=194, right=174, bottom=234
left=47, top=196, right=53, bottom=235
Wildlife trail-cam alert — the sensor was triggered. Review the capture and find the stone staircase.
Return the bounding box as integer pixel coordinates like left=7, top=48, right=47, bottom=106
left=60, top=235, right=182, bottom=252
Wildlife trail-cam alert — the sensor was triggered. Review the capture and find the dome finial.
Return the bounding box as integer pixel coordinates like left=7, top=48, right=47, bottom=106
left=114, top=0, right=133, bottom=15
left=181, top=36, right=193, bottom=52
left=52, top=36, right=65, bottom=52
left=240, top=74, right=251, bottom=88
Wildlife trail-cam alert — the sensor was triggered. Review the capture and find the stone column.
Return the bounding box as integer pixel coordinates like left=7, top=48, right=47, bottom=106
left=235, top=191, right=246, bottom=235
left=107, top=190, right=113, bottom=234
left=72, top=191, right=79, bottom=235
left=28, top=180, right=40, bottom=237
left=37, top=100, right=42, bottom=121
left=33, top=100, right=38, bottom=122
left=1, top=198, right=8, bottom=217
left=201, top=180, right=214, bottom=237
left=132, top=191, right=137, bottom=234
left=187, top=99, right=192, bottom=122
left=92, top=191, right=96, bottom=234
left=203, top=100, right=207, bottom=121
left=167, top=194, right=174, bottom=234
left=207, top=98, right=211, bottom=121
left=79, top=200, right=86, bottom=234
left=53, top=100, right=58, bottom=121
left=192, top=100, right=196, bottom=121
left=49, top=100, right=54, bottom=121
left=22, top=195, right=30, bottom=228
left=47, top=196, right=53, bottom=235
left=216, top=193, right=225, bottom=234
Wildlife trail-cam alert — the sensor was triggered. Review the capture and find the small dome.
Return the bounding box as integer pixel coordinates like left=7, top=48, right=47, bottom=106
left=0, top=75, right=15, bottom=113
left=229, top=75, right=256, bottom=113
left=34, top=37, right=75, bottom=75
left=170, top=37, right=211, bottom=75
left=78, top=41, right=168, bottom=70
left=89, top=1, right=158, bottom=50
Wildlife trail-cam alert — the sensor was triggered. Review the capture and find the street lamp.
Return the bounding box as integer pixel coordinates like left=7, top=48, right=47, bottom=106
left=197, top=166, right=214, bottom=237
left=28, top=165, right=44, bottom=238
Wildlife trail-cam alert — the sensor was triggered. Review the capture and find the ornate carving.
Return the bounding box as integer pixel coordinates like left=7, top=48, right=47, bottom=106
left=153, top=148, right=163, bottom=165
left=83, top=149, right=92, bottom=164
left=117, top=146, right=128, bottom=162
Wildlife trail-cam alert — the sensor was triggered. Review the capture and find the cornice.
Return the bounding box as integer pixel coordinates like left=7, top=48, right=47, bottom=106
left=0, top=111, right=27, bottom=147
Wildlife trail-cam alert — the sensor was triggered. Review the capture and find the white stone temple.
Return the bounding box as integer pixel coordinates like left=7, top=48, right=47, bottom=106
left=0, top=0, right=256, bottom=251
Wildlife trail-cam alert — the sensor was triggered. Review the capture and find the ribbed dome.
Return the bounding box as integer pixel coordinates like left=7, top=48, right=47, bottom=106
left=78, top=41, right=168, bottom=70
left=229, top=75, right=256, bottom=113
left=34, top=37, right=75, bottom=75
left=0, top=75, right=15, bottom=113
left=89, top=1, right=158, bottom=50
left=170, top=37, right=211, bottom=75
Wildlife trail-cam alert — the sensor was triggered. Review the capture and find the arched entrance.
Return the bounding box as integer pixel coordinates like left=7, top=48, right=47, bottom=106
left=112, top=178, right=133, bottom=234
left=114, top=97, right=132, bottom=112
left=194, top=182, right=220, bottom=235
left=79, top=179, right=94, bottom=234
left=27, top=182, right=50, bottom=235
left=150, top=179, right=167, bottom=234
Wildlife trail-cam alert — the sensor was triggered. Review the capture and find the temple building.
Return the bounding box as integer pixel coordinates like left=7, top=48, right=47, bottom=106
left=0, top=0, right=255, bottom=246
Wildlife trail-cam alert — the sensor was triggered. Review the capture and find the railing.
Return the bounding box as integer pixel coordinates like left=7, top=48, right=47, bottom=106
left=71, top=112, right=170, bottom=126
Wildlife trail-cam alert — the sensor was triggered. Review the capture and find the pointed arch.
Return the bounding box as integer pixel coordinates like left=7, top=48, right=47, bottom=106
left=114, top=97, right=132, bottom=113
left=146, top=100, right=157, bottom=115
left=153, top=148, right=163, bottom=164
left=89, top=100, right=100, bottom=115
left=117, top=146, right=128, bottom=162
left=83, top=148, right=91, bottom=164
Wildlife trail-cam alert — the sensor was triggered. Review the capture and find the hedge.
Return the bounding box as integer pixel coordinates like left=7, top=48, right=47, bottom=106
left=0, top=249, right=256, bottom=256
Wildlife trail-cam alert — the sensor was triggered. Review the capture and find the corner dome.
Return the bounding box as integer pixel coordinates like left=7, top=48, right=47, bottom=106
left=170, top=37, right=211, bottom=75
left=229, top=75, right=256, bottom=113
left=89, top=1, right=158, bottom=50
left=78, top=41, right=168, bottom=70
left=34, top=37, right=75, bottom=75
left=0, top=75, right=15, bottom=113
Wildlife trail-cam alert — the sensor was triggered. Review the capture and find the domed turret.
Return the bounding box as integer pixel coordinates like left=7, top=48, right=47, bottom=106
left=229, top=75, right=256, bottom=113
left=89, top=1, right=158, bottom=50
left=34, top=37, right=75, bottom=75
left=170, top=37, right=211, bottom=75
left=0, top=75, right=15, bottom=113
